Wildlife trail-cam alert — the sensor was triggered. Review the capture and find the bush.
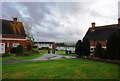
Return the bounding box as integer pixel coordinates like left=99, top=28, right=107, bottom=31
left=82, top=38, right=90, bottom=57
left=94, top=42, right=102, bottom=57
left=10, top=47, right=17, bottom=53
left=100, top=48, right=107, bottom=59
left=106, top=30, right=120, bottom=60
left=31, top=49, right=39, bottom=54
left=27, top=44, right=32, bottom=51
left=75, top=40, right=83, bottom=57
left=16, top=44, right=23, bottom=54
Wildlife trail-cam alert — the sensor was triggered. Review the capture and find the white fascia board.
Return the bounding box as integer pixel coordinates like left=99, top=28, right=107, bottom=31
left=0, top=38, right=27, bottom=41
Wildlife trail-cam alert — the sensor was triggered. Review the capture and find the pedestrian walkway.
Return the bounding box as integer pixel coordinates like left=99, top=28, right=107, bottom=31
left=33, top=53, right=76, bottom=60
left=2, top=53, right=76, bottom=64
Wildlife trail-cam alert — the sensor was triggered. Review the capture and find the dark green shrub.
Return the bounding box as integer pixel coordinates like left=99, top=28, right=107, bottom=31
left=27, top=44, right=32, bottom=51
left=31, top=49, right=39, bottom=54
left=23, top=52, right=32, bottom=56
left=66, top=50, right=68, bottom=54
left=94, top=42, right=102, bottom=57
left=16, top=44, right=23, bottom=54
left=107, top=29, right=120, bottom=60
left=75, top=40, right=83, bottom=57
left=83, top=38, right=90, bottom=57
left=100, top=48, right=107, bottom=59
left=10, top=47, right=17, bottom=53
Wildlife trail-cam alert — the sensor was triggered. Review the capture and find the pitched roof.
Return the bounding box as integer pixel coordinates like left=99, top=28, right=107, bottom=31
left=0, top=19, right=26, bottom=36
left=33, top=42, right=55, bottom=44
left=56, top=43, right=66, bottom=47
left=39, top=42, right=54, bottom=44
left=83, top=24, right=120, bottom=40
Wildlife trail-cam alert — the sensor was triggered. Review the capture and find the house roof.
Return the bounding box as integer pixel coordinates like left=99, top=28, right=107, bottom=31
left=83, top=24, right=120, bottom=40
left=33, top=42, right=55, bottom=44
left=0, top=19, right=26, bottom=36
left=56, top=43, right=66, bottom=47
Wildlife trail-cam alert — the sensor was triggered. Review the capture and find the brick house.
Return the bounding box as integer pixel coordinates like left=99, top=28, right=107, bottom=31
left=33, top=42, right=56, bottom=50
left=56, top=43, right=66, bottom=50
left=0, top=17, right=32, bottom=54
left=83, top=19, right=120, bottom=52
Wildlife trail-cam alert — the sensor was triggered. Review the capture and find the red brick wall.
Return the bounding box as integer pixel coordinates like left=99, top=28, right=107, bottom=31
left=2, top=40, right=32, bottom=53
left=90, top=40, right=107, bottom=47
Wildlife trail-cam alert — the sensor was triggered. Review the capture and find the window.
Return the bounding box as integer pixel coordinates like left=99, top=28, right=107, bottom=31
left=13, top=43, right=19, bottom=47
left=49, top=44, right=51, bottom=46
left=90, top=48, right=93, bottom=50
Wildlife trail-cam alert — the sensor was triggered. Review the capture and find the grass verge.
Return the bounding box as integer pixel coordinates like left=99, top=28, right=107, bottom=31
left=2, top=58, right=119, bottom=79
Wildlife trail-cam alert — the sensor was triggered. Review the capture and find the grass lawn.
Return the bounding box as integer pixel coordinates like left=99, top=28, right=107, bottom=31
left=2, top=50, right=47, bottom=61
left=2, top=58, right=119, bottom=79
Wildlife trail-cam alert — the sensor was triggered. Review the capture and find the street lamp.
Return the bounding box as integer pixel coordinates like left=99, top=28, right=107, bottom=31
left=37, top=32, right=39, bottom=49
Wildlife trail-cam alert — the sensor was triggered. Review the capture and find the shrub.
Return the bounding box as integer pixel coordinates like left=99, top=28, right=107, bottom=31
left=106, top=30, right=120, bottom=60
left=75, top=40, right=83, bottom=57
left=94, top=42, right=102, bottom=57
left=31, top=49, right=39, bottom=54
left=82, top=38, right=90, bottom=57
left=27, top=44, right=32, bottom=51
left=10, top=47, right=17, bottom=53
left=66, top=50, right=68, bottom=54
left=100, top=48, right=107, bottom=59
left=16, top=44, right=23, bottom=54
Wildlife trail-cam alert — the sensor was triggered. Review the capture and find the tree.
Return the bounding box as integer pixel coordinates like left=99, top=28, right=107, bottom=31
left=94, top=42, right=102, bottom=57
left=75, top=40, right=83, bottom=57
left=83, top=38, right=90, bottom=57
left=107, top=29, right=120, bottom=60
left=27, top=44, right=32, bottom=51
left=23, top=20, right=34, bottom=41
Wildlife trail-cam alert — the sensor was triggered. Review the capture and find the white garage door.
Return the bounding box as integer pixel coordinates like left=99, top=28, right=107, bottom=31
left=0, top=43, right=5, bottom=54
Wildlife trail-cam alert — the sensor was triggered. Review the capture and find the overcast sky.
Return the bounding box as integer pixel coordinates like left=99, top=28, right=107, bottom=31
left=1, top=0, right=120, bottom=43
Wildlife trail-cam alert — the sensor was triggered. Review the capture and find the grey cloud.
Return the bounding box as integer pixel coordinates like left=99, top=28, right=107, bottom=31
left=2, top=1, right=117, bottom=43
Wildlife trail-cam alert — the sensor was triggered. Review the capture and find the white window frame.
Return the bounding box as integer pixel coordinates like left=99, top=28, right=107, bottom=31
left=0, top=43, right=5, bottom=53
left=13, top=43, right=19, bottom=47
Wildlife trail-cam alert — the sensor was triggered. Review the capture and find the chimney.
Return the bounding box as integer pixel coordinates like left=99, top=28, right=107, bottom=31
left=118, top=18, right=120, bottom=26
left=13, top=17, right=17, bottom=24
left=91, top=22, right=95, bottom=28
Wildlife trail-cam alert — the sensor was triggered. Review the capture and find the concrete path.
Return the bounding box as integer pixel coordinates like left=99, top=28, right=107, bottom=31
left=33, top=53, right=76, bottom=61
left=2, top=53, right=76, bottom=64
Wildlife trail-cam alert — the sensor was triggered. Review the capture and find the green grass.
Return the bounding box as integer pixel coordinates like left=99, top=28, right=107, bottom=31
left=2, top=54, right=16, bottom=61
left=2, top=50, right=47, bottom=61
left=2, top=58, right=119, bottom=79
left=56, top=50, right=76, bottom=56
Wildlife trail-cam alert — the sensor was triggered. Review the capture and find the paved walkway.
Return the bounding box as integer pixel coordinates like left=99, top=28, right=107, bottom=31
left=2, top=53, right=76, bottom=64
left=33, top=53, right=76, bottom=60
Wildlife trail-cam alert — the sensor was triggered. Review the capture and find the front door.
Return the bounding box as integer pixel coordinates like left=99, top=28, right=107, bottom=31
left=0, top=43, right=5, bottom=54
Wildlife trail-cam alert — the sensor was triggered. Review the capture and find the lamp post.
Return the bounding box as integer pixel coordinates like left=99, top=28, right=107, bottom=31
left=37, top=32, right=39, bottom=49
